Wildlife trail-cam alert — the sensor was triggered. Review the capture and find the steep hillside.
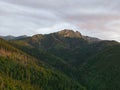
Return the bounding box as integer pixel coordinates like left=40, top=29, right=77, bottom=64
left=0, top=38, right=86, bottom=90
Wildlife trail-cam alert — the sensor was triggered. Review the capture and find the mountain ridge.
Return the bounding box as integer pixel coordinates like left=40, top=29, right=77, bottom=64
left=1, top=29, right=101, bottom=43
left=0, top=29, right=120, bottom=90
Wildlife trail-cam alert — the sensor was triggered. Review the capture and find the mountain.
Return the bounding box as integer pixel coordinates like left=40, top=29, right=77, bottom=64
left=0, top=29, right=120, bottom=90
left=0, top=35, right=15, bottom=40
left=1, top=35, right=28, bottom=40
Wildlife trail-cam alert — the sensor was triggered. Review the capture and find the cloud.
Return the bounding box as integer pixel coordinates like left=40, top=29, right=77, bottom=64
left=0, top=0, right=120, bottom=41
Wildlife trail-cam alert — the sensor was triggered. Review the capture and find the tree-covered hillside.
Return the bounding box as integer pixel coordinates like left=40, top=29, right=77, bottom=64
left=0, top=38, right=86, bottom=90
left=79, top=45, right=120, bottom=90
left=1, top=30, right=120, bottom=90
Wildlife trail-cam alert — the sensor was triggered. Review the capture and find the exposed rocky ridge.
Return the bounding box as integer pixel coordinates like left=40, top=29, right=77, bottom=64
left=57, top=29, right=82, bottom=38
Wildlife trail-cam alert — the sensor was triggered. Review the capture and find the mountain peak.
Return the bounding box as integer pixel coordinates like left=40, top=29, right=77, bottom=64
left=57, top=29, right=82, bottom=38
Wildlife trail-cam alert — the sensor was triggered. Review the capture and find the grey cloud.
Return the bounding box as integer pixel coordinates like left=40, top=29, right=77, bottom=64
left=0, top=0, right=120, bottom=41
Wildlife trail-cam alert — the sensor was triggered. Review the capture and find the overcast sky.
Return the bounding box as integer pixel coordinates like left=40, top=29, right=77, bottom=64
left=0, top=0, right=120, bottom=41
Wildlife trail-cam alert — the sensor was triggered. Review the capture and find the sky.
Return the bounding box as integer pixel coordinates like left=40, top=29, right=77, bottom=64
left=0, top=0, right=120, bottom=41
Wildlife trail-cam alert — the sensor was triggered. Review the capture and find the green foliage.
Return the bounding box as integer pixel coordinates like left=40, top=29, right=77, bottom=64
left=0, top=38, right=86, bottom=90
left=79, top=45, right=120, bottom=90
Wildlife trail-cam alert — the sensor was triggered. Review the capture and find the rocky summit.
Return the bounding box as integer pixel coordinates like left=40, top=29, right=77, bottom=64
left=57, top=29, right=82, bottom=38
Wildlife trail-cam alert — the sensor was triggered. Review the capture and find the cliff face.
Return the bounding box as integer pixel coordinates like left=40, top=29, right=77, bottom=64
left=57, top=29, right=82, bottom=38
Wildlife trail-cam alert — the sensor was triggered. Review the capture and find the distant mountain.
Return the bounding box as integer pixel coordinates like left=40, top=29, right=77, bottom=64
left=1, top=35, right=28, bottom=40
left=82, top=36, right=101, bottom=43
left=0, top=29, right=120, bottom=90
left=0, top=35, right=15, bottom=40
left=15, top=35, right=28, bottom=40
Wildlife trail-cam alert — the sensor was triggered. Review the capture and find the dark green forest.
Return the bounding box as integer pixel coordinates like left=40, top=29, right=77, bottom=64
left=0, top=30, right=120, bottom=90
